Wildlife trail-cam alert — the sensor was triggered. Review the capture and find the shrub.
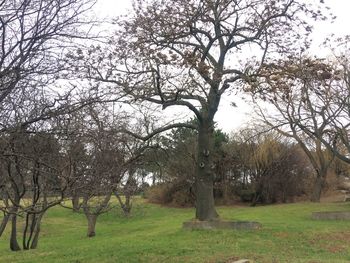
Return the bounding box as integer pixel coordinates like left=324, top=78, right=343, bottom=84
left=145, top=181, right=195, bottom=207
left=144, top=184, right=172, bottom=204
left=238, top=189, right=256, bottom=202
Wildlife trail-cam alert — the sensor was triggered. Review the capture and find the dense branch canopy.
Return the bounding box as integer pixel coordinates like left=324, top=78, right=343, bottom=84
left=72, top=0, right=325, bottom=125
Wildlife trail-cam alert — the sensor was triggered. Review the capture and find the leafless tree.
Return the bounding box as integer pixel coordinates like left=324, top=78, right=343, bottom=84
left=76, top=0, right=327, bottom=220
left=0, top=0, right=99, bottom=250
left=0, top=129, right=70, bottom=251
left=299, top=56, right=350, bottom=165
left=0, top=0, right=95, bottom=102
left=252, top=56, right=344, bottom=201
left=0, top=0, right=100, bottom=138
left=61, top=105, right=153, bottom=237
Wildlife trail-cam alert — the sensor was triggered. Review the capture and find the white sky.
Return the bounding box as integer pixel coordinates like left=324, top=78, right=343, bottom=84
left=93, top=0, right=350, bottom=133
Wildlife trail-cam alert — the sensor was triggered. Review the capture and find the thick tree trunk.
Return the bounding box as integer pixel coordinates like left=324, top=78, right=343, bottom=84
left=310, top=141, right=332, bottom=202
left=10, top=213, right=20, bottom=251
left=310, top=174, right=325, bottom=202
left=195, top=121, right=219, bottom=221
left=86, top=214, right=97, bottom=237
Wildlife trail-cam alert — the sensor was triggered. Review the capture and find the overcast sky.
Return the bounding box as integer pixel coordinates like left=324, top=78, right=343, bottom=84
left=93, top=0, right=350, bottom=133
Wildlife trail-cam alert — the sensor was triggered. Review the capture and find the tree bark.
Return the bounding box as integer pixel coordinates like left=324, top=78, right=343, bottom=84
left=195, top=121, right=219, bottom=221
left=115, top=192, right=132, bottom=217
left=310, top=173, right=325, bottom=202
left=30, top=214, right=43, bottom=249
left=10, top=212, right=20, bottom=251
left=86, top=214, right=97, bottom=237
left=0, top=213, right=10, bottom=237
left=22, top=212, right=44, bottom=250
left=0, top=193, right=10, bottom=237
left=72, top=194, right=80, bottom=212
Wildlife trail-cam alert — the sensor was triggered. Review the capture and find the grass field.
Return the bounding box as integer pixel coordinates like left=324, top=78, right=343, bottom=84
left=1, top=200, right=350, bottom=263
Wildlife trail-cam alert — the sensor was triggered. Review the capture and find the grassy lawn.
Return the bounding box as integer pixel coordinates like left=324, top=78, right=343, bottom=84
left=1, top=200, right=350, bottom=263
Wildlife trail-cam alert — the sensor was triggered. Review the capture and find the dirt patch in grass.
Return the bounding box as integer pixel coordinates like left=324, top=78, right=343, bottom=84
left=309, top=232, right=350, bottom=253
left=273, top=231, right=290, bottom=239
left=315, top=232, right=350, bottom=242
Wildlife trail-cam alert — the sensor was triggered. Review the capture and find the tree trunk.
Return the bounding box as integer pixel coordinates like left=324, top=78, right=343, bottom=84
left=82, top=193, right=111, bottom=238
left=0, top=193, right=10, bottom=237
left=30, top=214, right=43, bottom=249
left=115, top=192, right=132, bottom=217
left=311, top=174, right=325, bottom=202
left=195, top=121, right=218, bottom=221
left=72, top=194, right=80, bottom=212
left=86, top=214, right=97, bottom=237
left=310, top=141, right=332, bottom=202
left=0, top=213, right=10, bottom=237
left=22, top=212, right=44, bottom=250
left=123, top=194, right=132, bottom=216
left=10, top=213, right=20, bottom=251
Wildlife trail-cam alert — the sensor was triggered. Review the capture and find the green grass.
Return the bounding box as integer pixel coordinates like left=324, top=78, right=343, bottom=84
left=1, top=200, right=350, bottom=262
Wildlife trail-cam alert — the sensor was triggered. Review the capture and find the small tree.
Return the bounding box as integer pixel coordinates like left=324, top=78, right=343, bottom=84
left=63, top=105, right=151, bottom=236
left=0, top=130, right=67, bottom=250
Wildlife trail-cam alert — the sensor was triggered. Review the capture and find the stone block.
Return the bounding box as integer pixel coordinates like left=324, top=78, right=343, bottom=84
left=311, top=211, right=350, bottom=220
left=183, top=220, right=262, bottom=230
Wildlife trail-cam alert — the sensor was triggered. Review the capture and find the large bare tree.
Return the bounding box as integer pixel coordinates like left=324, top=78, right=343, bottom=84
left=75, top=0, right=327, bottom=221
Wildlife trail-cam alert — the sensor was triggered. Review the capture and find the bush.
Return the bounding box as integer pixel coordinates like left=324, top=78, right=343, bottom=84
left=144, top=184, right=172, bottom=204
left=238, top=189, right=256, bottom=202
left=145, top=181, right=194, bottom=207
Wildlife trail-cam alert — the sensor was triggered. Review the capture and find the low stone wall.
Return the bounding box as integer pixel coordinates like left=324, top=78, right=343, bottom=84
left=311, top=211, right=350, bottom=220
left=183, top=220, right=262, bottom=230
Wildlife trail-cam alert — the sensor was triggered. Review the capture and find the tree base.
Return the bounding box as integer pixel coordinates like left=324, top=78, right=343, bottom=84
left=183, top=220, right=262, bottom=230
left=311, top=211, right=350, bottom=220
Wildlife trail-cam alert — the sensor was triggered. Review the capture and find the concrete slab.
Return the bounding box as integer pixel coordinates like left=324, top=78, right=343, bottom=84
left=183, top=220, right=262, bottom=230
left=312, top=211, right=350, bottom=220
